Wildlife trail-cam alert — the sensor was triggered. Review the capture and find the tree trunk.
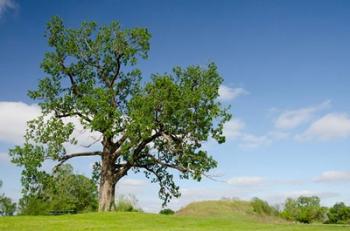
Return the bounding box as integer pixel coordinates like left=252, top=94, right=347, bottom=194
left=98, top=150, right=117, bottom=212
left=98, top=174, right=116, bottom=211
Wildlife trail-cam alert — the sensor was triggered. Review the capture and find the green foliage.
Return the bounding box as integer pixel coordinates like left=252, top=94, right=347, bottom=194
left=19, top=164, right=98, bottom=215
left=326, top=202, right=350, bottom=224
left=281, top=196, right=326, bottom=223
left=10, top=16, right=231, bottom=208
left=115, top=194, right=141, bottom=212
left=0, top=180, right=16, bottom=216
left=159, top=208, right=175, bottom=215
left=18, top=195, right=49, bottom=215
left=251, top=198, right=278, bottom=216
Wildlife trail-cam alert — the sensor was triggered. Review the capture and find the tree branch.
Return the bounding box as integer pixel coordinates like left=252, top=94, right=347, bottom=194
left=54, top=110, right=92, bottom=123
left=55, top=151, right=102, bottom=170
left=111, top=133, right=128, bottom=158
left=60, top=60, right=80, bottom=96
left=133, top=132, right=161, bottom=156
left=143, top=153, right=189, bottom=173
left=110, top=54, right=122, bottom=88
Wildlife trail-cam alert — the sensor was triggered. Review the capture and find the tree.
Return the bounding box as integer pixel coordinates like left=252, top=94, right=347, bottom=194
left=10, top=17, right=231, bottom=211
left=0, top=180, right=16, bottom=216
left=18, top=164, right=98, bottom=215
left=326, top=202, right=350, bottom=224
left=281, top=196, right=326, bottom=223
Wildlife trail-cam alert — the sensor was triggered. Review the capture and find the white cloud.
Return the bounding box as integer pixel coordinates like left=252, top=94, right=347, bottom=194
left=226, top=176, right=265, bottom=186
left=296, top=113, right=350, bottom=141
left=237, top=130, right=289, bottom=149
left=0, top=0, right=16, bottom=17
left=239, top=134, right=271, bottom=149
left=223, top=119, right=245, bottom=139
left=0, top=102, right=41, bottom=144
left=223, top=117, right=289, bottom=149
left=115, top=178, right=149, bottom=200
left=119, top=178, right=147, bottom=187
left=274, top=100, right=331, bottom=129
left=218, top=85, right=249, bottom=101
left=314, top=171, right=350, bottom=183
left=62, top=116, right=102, bottom=153
left=0, top=101, right=101, bottom=152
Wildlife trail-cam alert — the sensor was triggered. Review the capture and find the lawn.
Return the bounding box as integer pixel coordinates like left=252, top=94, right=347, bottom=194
left=0, top=212, right=349, bottom=231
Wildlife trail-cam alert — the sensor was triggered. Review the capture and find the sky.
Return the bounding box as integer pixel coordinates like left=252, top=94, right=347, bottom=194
left=0, top=0, right=350, bottom=212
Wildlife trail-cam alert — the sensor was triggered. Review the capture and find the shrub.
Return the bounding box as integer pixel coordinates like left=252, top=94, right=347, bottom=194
left=115, top=194, right=142, bottom=212
left=251, top=197, right=278, bottom=216
left=159, top=208, right=175, bottom=215
left=18, top=164, right=98, bottom=215
left=0, top=180, right=16, bottom=216
left=326, top=202, right=350, bottom=224
left=0, top=195, right=16, bottom=216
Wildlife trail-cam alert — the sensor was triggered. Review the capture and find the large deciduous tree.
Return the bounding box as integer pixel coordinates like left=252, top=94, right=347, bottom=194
left=10, top=17, right=231, bottom=211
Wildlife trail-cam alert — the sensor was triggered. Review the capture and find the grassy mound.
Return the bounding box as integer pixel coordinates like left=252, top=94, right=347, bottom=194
left=177, top=200, right=252, bottom=217
left=176, top=200, right=284, bottom=223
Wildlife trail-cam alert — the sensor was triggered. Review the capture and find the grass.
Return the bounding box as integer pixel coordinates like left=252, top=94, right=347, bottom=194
left=0, top=200, right=349, bottom=231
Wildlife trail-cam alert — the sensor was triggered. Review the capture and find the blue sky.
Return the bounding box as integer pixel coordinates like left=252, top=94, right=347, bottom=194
left=0, top=0, right=350, bottom=212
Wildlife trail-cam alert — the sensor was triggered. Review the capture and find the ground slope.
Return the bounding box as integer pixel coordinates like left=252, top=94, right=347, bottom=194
left=0, top=200, right=349, bottom=231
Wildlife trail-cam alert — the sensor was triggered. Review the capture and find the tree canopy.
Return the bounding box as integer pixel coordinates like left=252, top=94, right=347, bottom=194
left=10, top=16, right=231, bottom=211
left=18, top=164, right=98, bottom=215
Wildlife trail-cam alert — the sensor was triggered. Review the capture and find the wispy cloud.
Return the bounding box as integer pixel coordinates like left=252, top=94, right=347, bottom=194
left=227, top=176, right=265, bottom=186
left=119, top=178, right=147, bottom=187
left=218, top=85, right=249, bottom=101
left=274, top=100, right=331, bottom=130
left=223, top=118, right=289, bottom=149
left=223, top=119, right=245, bottom=139
left=0, top=0, right=17, bottom=18
left=296, top=113, right=350, bottom=141
left=314, top=171, right=350, bottom=183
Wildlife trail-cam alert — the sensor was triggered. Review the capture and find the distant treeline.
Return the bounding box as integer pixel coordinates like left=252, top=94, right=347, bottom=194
left=251, top=197, right=350, bottom=224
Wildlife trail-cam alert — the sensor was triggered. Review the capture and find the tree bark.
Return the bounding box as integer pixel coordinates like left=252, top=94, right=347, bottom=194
left=98, top=145, right=117, bottom=212
left=98, top=173, right=116, bottom=211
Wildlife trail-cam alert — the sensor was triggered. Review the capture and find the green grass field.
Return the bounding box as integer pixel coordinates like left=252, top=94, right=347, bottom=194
left=0, top=200, right=349, bottom=231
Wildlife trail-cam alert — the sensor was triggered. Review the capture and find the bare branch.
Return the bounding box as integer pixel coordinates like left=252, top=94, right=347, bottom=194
left=143, top=153, right=189, bottom=173
left=112, top=133, right=128, bottom=158
left=54, top=110, right=92, bottom=123
left=81, top=135, right=102, bottom=148
left=55, top=151, right=102, bottom=170
left=110, top=54, right=122, bottom=88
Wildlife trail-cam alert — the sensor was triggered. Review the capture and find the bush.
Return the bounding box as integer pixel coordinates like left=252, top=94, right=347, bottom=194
left=18, top=195, right=48, bottom=215
left=159, top=208, right=175, bottom=215
left=115, top=194, right=141, bottom=212
left=281, top=196, right=326, bottom=223
left=326, top=202, right=350, bottom=224
left=18, top=164, right=98, bottom=215
left=0, top=195, right=16, bottom=216
left=251, top=197, right=278, bottom=216
left=0, top=180, right=16, bottom=216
